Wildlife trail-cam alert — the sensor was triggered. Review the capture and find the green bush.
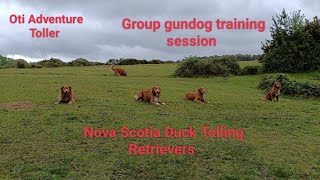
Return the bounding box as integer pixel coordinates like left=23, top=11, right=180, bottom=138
left=257, top=74, right=320, bottom=97
left=16, top=59, right=29, bottom=68
left=68, top=58, right=92, bottom=66
left=175, top=56, right=241, bottom=77
left=241, top=66, right=261, bottom=75
left=38, top=58, right=66, bottom=68
left=29, top=63, right=43, bottom=68
left=0, top=55, right=16, bottom=69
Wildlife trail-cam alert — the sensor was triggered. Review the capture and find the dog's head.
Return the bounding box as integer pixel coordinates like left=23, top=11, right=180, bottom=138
left=197, top=87, right=206, bottom=94
left=152, top=86, right=161, bottom=96
left=273, top=82, right=281, bottom=89
left=60, top=85, right=72, bottom=94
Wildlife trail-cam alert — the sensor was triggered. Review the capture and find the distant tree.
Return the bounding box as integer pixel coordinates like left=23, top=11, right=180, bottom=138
left=108, top=59, right=117, bottom=64
left=150, top=59, right=162, bottom=64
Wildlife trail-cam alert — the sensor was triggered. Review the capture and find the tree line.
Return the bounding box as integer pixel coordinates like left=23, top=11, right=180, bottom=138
left=0, top=54, right=260, bottom=69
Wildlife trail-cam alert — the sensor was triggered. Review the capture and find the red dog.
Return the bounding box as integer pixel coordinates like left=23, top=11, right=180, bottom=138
left=134, top=86, right=165, bottom=106
left=259, top=82, right=281, bottom=101
left=56, top=85, right=76, bottom=104
left=184, top=87, right=210, bottom=104
left=110, top=64, right=127, bottom=76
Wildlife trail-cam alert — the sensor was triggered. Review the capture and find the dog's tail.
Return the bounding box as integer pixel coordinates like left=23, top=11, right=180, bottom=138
left=258, top=97, right=267, bottom=100
left=110, top=64, right=114, bottom=71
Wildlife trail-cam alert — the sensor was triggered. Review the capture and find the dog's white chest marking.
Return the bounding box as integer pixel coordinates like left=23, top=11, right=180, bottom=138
left=154, top=97, right=159, bottom=103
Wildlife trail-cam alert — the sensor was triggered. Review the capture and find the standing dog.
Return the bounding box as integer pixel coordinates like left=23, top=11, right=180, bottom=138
left=134, top=86, right=165, bottom=106
left=110, top=64, right=127, bottom=76
left=184, top=87, right=210, bottom=104
left=259, top=82, right=281, bottom=101
left=57, top=85, right=76, bottom=104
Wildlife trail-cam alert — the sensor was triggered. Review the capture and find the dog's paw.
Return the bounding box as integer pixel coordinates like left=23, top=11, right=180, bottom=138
left=207, top=102, right=210, bottom=104
left=155, top=103, right=160, bottom=106
left=161, top=102, right=166, bottom=105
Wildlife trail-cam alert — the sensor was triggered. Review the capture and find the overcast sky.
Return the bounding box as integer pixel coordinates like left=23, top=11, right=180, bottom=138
left=0, top=0, right=319, bottom=62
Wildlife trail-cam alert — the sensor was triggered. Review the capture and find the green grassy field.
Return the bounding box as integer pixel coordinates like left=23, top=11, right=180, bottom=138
left=0, top=63, right=319, bottom=179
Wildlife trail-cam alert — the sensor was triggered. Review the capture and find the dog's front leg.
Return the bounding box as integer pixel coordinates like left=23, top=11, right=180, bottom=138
left=152, top=101, right=160, bottom=106
left=203, top=100, right=210, bottom=104
left=55, top=94, right=62, bottom=104
left=158, top=98, right=165, bottom=105
left=194, top=98, right=204, bottom=104
left=151, top=97, right=160, bottom=106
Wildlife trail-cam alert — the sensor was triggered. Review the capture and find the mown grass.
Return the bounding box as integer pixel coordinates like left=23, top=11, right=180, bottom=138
left=238, top=60, right=261, bottom=68
left=0, top=64, right=319, bottom=179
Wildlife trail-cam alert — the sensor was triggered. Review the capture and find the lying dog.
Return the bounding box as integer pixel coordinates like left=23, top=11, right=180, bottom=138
left=134, top=86, right=165, bottom=105
left=110, top=64, right=127, bottom=76
left=57, top=85, right=76, bottom=104
left=259, top=82, right=281, bottom=101
left=184, top=87, right=210, bottom=104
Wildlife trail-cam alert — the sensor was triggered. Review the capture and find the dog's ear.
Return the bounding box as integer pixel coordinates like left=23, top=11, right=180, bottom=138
left=60, top=86, right=64, bottom=92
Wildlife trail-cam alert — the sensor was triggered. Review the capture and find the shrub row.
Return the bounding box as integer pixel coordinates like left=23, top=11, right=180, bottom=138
left=175, top=56, right=241, bottom=77
left=14, top=58, right=105, bottom=69
left=257, top=74, right=320, bottom=97
left=108, top=58, right=175, bottom=65
left=241, top=66, right=261, bottom=75
left=1, top=55, right=176, bottom=69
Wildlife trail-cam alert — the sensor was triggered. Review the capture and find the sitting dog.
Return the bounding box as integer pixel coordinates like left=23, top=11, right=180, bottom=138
left=110, top=64, right=127, bottom=76
left=259, top=82, right=281, bottom=101
left=56, top=85, right=76, bottom=104
left=184, top=87, right=210, bottom=104
left=134, top=86, right=165, bottom=105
